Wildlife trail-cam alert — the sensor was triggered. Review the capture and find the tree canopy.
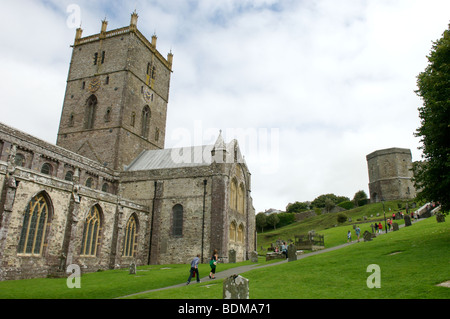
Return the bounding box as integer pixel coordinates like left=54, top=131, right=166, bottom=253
left=414, top=24, right=450, bottom=213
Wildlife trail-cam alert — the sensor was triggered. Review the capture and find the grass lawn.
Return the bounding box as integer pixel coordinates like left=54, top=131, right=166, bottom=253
left=0, top=213, right=448, bottom=299
left=126, top=217, right=449, bottom=299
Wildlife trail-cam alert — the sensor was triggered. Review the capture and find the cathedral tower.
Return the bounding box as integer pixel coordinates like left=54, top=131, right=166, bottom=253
left=56, top=12, right=173, bottom=170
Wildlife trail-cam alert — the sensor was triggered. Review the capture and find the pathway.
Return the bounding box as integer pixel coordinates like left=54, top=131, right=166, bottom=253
left=116, top=217, right=426, bottom=299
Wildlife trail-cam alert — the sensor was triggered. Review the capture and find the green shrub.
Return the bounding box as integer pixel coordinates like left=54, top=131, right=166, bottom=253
left=338, top=200, right=354, bottom=210
left=337, top=212, right=348, bottom=224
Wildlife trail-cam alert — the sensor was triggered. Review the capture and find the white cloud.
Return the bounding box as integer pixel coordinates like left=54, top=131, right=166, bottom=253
left=1, top=0, right=449, bottom=213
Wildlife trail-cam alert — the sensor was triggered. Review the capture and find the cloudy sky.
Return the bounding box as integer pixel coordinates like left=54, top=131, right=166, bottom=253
left=1, top=0, right=449, bottom=213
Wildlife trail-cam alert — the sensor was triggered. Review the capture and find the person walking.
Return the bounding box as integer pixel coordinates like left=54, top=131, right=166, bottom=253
left=186, top=254, right=201, bottom=285
left=209, top=249, right=218, bottom=279
left=378, top=222, right=383, bottom=233
left=355, top=226, right=361, bottom=242
left=347, top=230, right=352, bottom=243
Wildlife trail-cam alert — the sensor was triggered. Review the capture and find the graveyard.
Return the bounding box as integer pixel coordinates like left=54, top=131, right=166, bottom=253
left=0, top=201, right=448, bottom=299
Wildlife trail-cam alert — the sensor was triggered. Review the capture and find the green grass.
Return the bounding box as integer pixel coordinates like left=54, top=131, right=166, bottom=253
left=0, top=205, right=448, bottom=299
left=128, top=217, right=450, bottom=299
left=257, top=200, right=410, bottom=252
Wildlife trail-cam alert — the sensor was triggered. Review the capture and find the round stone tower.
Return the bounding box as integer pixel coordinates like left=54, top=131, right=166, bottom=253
left=366, top=147, right=416, bottom=202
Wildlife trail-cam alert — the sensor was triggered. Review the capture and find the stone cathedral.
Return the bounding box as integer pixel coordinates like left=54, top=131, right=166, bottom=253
left=0, top=13, right=256, bottom=281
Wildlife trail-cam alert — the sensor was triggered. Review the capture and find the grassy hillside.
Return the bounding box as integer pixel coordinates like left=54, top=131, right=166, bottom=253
left=130, top=216, right=449, bottom=299
left=257, top=200, right=414, bottom=252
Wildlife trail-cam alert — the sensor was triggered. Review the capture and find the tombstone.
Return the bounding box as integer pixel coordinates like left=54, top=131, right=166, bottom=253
left=392, top=223, right=399, bottom=231
left=250, top=251, right=258, bottom=263
left=370, top=224, right=375, bottom=233
left=376, top=213, right=380, bottom=217
left=404, top=214, right=412, bottom=227
left=223, top=274, right=249, bottom=299
left=287, top=244, right=297, bottom=262
left=363, top=216, right=367, bottom=221
left=229, top=249, right=236, bottom=263
left=353, top=224, right=356, bottom=229
left=129, top=262, right=136, bottom=275
left=436, top=213, right=446, bottom=223
left=348, top=217, right=352, bottom=222
left=363, top=230, right=373, bottom=242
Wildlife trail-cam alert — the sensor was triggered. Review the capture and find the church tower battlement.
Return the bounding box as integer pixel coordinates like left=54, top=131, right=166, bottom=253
left=56, top=12, right=173, bottom=170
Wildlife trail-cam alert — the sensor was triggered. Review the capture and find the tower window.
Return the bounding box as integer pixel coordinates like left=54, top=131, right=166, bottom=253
left=101, top=51, right=105, bottom=64
left=84, top=95, right=97, bottom=129
left=93, top=52, right=98, bottom=65
left=82, top=81, right=85, bottom=90
left=105, top=76, right=109, bottom=85
left=141, top=106, right=151, bottom=139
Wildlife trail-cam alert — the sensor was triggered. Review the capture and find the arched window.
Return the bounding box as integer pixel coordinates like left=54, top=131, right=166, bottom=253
left=238, top=183, right=245, bottom=214
left=172, top=204, right=183, bottom=237
left=15, top=153, right=25, bottom=167
left=85, top=177, right=93, bottom=188
left=101, top=183, right=109, bottom=193
left=123, top=214, right=138, bottom=257
left=84, top=95, right=97, bottom=129
left=141, top=106, right=150, bottom=138
left=238, top=224, right=244, bottom=243
left=229, top=221, right=237, bottom=242
left=18, top=192, right=51, bottom=255
left=130, top=112, right=136, bottom=127
left=80, top=205, right=101, bottom=256
left=41, top=163, right=52, bottom=175
left=65, top=171, right=73, bottom=182
left=230, top=178, right=237, bottom=211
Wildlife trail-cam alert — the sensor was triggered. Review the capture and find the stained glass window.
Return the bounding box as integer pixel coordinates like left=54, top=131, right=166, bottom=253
left=123, top=215, right=138, bottom=257
left=80, top=205, right=101, bottom=256
left=18, top=193, right=50, bottom=255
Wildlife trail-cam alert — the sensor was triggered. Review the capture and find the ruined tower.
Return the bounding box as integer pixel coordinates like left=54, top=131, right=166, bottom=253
left=366, top=147, right=417, bottom=202
left=56, top=12, right=173, bottom=170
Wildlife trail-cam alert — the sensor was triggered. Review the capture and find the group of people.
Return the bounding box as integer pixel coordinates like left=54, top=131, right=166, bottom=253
left=186, top=249, right=219, bottom=285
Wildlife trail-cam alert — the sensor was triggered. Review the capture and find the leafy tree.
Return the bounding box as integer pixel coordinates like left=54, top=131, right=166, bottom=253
left=324, top=198, right=335, bottom=213
left=311, top=194, right=349, bottom=208
left=286, top=201, right=309, bottom=213
left=353, top=190, right=368, bottom=207
left=266, top=213, right=280, bottom=230
left=255, top=212, right=267, bottom=232
left=414, top=24, right=450, bottom=213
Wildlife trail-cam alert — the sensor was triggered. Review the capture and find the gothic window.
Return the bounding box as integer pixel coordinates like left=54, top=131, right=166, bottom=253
left=85, top=177, right=93, bottom=188
left=101, top=183, right=109, bottom=193
left=80, top=205, right=102, bottom=256
left=84, top=95, right=98, bottom=129
left=41, top=163, right=52, bottom=175
left=141, top=106, right=151, bottom=138
left=15, top=153, right=25, bottom=167
left=230, top=178, right=237, bottom=211
left=172, top=204, right=183, bottom=237
left=238, top=224, right=244, bottom=243
left=65, top=171, right=73, bottom=182
left=18, top=192, right=52, bottom=255
left=229, top=221, right=237, bottom=242
left=123, top=214, right=138, bottom=257
left=238, top=183, right=245, bottom=214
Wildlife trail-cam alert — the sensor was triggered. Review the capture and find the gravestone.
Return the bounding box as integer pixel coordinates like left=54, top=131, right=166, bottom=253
left=363, top=230, right=373, bottom=242
left=436, top=213, right=445, bottom=223
left=404, top=214, right=412, bottom=227
left=129, top=262, right=136, bottom=275
left=229, top=249, right=236, bottom=263
left=250, top=251, right=258, bottom=263
left=287, top=244, right=297, bottom=262
left=223, top=274, right=249, bottom=299
left=392, top=223, right=399, bottom=231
